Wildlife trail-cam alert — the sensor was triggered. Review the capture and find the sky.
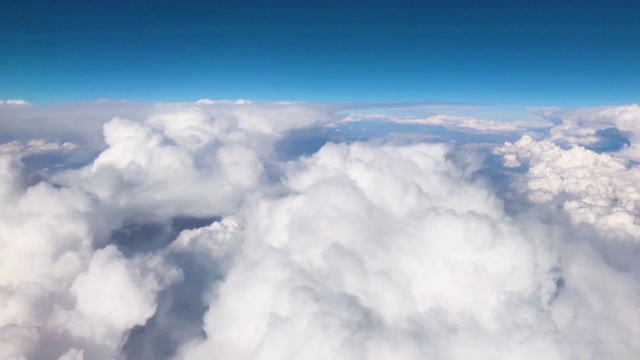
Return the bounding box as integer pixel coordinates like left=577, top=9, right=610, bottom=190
left=2, top=0, right=639, bottom=106
left=2, top=2, right=640, bottom=360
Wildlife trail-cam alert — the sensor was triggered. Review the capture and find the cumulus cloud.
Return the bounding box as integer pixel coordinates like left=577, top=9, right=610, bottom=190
left=495, top=135, right=640, bottom=239
left=496, top=103, right=640, bottom=242
left=174, top=140, right=640, bottom=359
left=0, top=100, right=337, bottom=359
left=55, top=246, right=181, bottom=348
left=493, top=134, right=640, bottom=359
left=50, top=102, right=333, bottom=221
left=0, top=100, right=639, bottom=359
left=177, top=142, right=556, bottom=359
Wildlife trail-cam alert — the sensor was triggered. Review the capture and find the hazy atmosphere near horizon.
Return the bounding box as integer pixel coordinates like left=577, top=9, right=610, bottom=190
left=1, top=1, right=640, bottom=359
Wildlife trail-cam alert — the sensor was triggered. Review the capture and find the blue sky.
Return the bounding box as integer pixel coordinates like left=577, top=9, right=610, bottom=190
left=2, top=0, right=639, bottom=107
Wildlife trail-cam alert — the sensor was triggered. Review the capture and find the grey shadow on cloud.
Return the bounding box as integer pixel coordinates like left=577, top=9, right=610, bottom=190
left=586, top=127, right=631, bottom=153
left=108, top=216, right=224, bottom=360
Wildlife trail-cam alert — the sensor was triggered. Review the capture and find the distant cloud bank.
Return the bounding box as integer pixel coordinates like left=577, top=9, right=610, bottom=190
left=0, top=99, right=30, bottom=106
left=0, top=139, right=78, bottom=156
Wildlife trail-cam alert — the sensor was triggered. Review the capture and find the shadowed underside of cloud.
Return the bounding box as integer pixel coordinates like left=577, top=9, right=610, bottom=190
left=0, top=101, right=639, bottom=359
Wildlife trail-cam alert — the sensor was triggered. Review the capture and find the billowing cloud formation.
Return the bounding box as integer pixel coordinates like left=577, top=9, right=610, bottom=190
left=177, top=142, right=560, bottom=359
left=0, top=154, right=180, bottom=359
left=51, top=102, right=333, bottom=220
left=496, top=135, right=640, bottom=238
left=0, top=101, right=639, bottom=359
left=177, top=140, right=640, bottom=359
left=0, top=101, right=334, bottom=359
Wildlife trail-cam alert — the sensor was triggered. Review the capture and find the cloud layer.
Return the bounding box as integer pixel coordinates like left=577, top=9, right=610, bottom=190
left=0, top=101, right=639, bottom=359
left=496, top=135, right=640, bottom=239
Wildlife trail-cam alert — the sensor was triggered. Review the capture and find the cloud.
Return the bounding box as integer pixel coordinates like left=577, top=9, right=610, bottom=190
left=0, top=102, right=151, bottom=159
left=0, top=139, right=78, bottom=156
left=49, top=102, right=334, bottom=221
left=177, top=140, right=640, bottom=359
left=55, top=246, right=181, bottom=348
left=495, top=134, right=640, bottom=239
left=497, top=103, right=640, bottom=241
left=4, top=100, right=30, bottom=106
left=0, top=100, right=339, bottom=359
left=195, top=99, right=252, bottom=105
left=0, top=100, right=639, bottom=359
left=530, top=104, right=640, bottom=160
left=177, top=142, right=559, bottom=359
left=341, top=113, right=552, bottom=133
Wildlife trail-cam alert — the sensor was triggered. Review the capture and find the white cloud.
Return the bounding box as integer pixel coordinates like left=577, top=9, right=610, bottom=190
left=54, top=246, right=180, bottom=347
left=0, top=101, right=337, bottom=358
left=0, top=102, right=150, bottom=156
left=495, top=135, right=640, bottom=239
left=4, top=100, right=30, bottom=106
left=0, top=153, right=179, bottom=359
left=0, top=139, right=78, bottom=156
left=58, top=348, right=84, bottom=360
left=195, top=99, right=227, bottom=105
left=531, top=104, right=640, bottom=160
left=169, top=216, right=241, bottom=262
left=0, top=157, right=94, bottom=358
left=177, top=140, right=640, bottom=359
left=0, top=141, right=21, bottom=155
left=51, top=102, right=332, bottom=220
left=0, top=101, right=639, bottom=359
left=341, top=113, right=552, bottom=132
left=179, top=142, right=555, bottom=359
left=195, top=99, right=252, bottom=105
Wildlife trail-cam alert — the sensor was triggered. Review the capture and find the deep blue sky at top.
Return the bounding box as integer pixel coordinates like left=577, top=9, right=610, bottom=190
left=1, top=0, right=639, bottom=107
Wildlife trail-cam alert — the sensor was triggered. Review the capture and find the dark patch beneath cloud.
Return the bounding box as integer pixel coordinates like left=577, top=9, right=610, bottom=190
left=586, top=127, right=631, bottom=153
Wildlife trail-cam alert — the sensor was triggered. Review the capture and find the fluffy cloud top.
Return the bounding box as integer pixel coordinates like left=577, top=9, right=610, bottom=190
left=178, top=142, right=563, bottom=359
left=496, top=135, right=640, bottom=239
left=0, top=101, right=639, bottom=359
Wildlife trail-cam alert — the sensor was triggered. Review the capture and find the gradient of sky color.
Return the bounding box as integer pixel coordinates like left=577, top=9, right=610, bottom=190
left=2, top=0, right=639, bottom=106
